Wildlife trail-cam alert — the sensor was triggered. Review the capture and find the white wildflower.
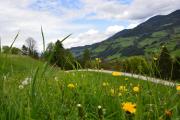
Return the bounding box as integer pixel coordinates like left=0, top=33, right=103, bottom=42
left=54, top=77, right=58, bottom=81
left=103, top=108, right=106, bottom=114
left=77, top=104, right=82, bottom=107
left=22, top=80, right=28, bottom=85
left=22, top=77, right=31, bottom=85
left=98, top=105, right=102, bottom=109
left=3, top=75, right=7, bottom=80
left=19, top=85, right=24, bottom=89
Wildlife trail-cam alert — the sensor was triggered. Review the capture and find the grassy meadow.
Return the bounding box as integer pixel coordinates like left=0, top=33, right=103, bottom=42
left=0, top=54, right=180, bottom=120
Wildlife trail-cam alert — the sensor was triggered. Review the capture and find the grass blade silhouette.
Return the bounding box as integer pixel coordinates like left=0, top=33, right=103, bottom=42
left=59, top=34, right=72, bottom=43
left=41, top=26, right=45, bottom=52
left=9, top=31, right=20, bottom=53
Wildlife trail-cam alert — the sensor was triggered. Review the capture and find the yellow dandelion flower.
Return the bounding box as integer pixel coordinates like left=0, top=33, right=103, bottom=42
left=67, top=83, right=76, bottom=89
left=133, top=86, right=140, bottom=93
left=119, top=86, right=127, bottom=92
left=102, top=82, right=109, bottom=87
left=176, top=84, right=180, bottom=91
left=122, top=102, right=136, bottom=114
left=112, top=72, right=122, bottom=76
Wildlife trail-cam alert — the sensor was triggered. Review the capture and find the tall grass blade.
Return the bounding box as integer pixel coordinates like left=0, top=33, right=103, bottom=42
left=40, top=34, right=72, bottom=77
left=9, top=31, right=19, bottom=50
left=59, top=34, right=72, bottom=43
left=30, top=67, right=39, bottom=119
left=30, top=67, right=39, bottom=105
left=0, top=36, right=1, bottom=53
left=2, top=31, right=19, bottom=73
left=41, top=26, right=45, bottom=52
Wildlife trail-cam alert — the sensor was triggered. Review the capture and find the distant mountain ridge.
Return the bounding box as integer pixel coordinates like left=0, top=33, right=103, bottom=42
left=70, top=10, right=180, bottom=59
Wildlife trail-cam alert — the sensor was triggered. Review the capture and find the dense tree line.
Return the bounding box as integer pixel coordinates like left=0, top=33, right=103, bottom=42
left=79, top=46, right=180, bottom=81
left=0, top=35, right=77, bottom=70
left=1, top=46, right=21, bottom=54
left=154, top=46, right=180, bottom=80
left=43, top=40, right=75, bottom=70
left=0, top=37, right=39, bottom=58
left=118, top=46, right=180, bottom=81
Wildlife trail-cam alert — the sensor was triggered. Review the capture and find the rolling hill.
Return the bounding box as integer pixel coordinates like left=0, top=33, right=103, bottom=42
left=70, top=10, right=180, bottom=59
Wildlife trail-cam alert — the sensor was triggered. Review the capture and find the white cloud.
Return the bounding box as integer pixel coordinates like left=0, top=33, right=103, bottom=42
left=105, top=25, right=124, bottom=35
left=0, top=0, right=92, bottom=51
left=85, top=29, right=99, bottom=35
left=64, top=25, right=126, bottom=48
left=63, top=0, right=180, bottom=48
left=82, top=0, right=180, bottom=20
left=0, top=0, right=180, bottom=51
left=64, top=29, right=106, bottom=48
left=127, top=23, right=138, bottom=29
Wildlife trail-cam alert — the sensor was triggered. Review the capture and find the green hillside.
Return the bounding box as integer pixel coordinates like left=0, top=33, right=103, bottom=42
left=0, top=55, right=43, bottom=73
left=70, top=10, right=180, bottom=59
left=0, top=54, right=61, bottom=80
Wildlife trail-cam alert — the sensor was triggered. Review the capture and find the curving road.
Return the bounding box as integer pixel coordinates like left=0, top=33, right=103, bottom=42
left=66, top=69, right=178, bottom=87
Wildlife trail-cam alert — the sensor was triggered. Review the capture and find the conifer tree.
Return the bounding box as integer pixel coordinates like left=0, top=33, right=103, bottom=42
left=53, top=40, right=66, bottom=68
left=157, top=46, right=172, bottom=79
left=82, top=49, right=91, bottom=68
left=172, top=56, right=180, bottom=81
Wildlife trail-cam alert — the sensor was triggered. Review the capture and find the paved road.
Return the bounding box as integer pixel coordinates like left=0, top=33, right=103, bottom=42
left=66, top=69, right=178, bottom=87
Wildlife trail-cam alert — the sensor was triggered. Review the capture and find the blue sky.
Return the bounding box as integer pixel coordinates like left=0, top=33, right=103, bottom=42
left=0, top=0, right=180, bottom=51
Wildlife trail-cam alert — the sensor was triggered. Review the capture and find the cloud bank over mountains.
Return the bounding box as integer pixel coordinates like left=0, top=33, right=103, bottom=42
left=0, top=0, right=180, bottom=50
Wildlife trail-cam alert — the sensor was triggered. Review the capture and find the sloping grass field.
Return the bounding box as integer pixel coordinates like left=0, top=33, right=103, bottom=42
left=0, top=54, right=180, bottom=120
